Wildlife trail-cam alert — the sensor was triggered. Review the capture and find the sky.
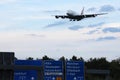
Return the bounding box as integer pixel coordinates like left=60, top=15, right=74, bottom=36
left=0, top=0, right=120, bottom=60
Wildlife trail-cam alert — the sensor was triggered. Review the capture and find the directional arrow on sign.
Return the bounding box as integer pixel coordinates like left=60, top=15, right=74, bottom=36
left=52, top=77, right=55, bottom=80
left=31, top=77, right=34, bottom=80
left=74, top=77, right=77, bottom=80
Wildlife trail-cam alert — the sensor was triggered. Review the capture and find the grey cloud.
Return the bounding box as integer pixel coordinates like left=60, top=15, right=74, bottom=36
left=45, top=21, right=67, bottom=28
left=118, top=8, right=120, bottom=11
left=87, top=30, right=98, bottom=34
left=43, top=10, right=62, bottom=13
left=87, top=36, right=117, bottom=41
left=99, top=5, right=115, bottom=12
left=96, top=36, right=117, bottom=41
left=88, top=22, right=105, bottom=28
left=103, top=27, right=120, bottom=33
left=87, top=7, right=97, bottom=12
left=26, top=34, right=46, bottom=37
left=68, top=22, right=105, bottom=31
left=68, top=25, right=84, bottom=31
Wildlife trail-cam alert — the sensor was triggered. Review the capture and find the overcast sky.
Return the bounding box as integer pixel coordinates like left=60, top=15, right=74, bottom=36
left=0, top=0, right=120, bottom=60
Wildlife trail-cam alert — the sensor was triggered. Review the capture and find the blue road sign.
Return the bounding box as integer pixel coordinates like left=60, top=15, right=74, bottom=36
left=14, top=60, right=42, bottom=66
left=14, top=70, right=37, bottom=80
left=44, top=60, right=63, bottom=80
left=14, top=60, right=42, bottom=80
left=66, top=61, right=84, bottom=80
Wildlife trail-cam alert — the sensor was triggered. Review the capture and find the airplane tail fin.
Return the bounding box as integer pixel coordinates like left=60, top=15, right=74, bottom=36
left=81, top=7, right=84, bottom=15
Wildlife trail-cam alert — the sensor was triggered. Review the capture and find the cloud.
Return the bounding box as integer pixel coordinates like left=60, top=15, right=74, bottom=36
left=45, top=21, right=67, bottom=28
left=26, top=34, right=46, bottom=38
left=118, top=8, right=120, bottom=11
left=80, top=22, right=105, bottom=33
left=43, top=10, right=62, bottom=13
left=87, top=30, right=99, bottom=34
left=68, top=22, right=105, bottom=31
left=99, top=5, right=115, bottom=12
left=68, top=25, right=84, bottom=31
left=96, top=36, right=117, bottom=41
left=0, top=0, right=16, bottom=4
left=88, top=22, right=105, bottom=28
left=87, top=23, right=120, bottom=34
left=103, top=27, right=120, bottom=33
left=87, top=7, right=97, bottom=12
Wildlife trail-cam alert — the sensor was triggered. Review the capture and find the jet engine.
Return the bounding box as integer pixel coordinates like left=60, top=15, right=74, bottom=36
left=55, top=16, right=59, bottom=19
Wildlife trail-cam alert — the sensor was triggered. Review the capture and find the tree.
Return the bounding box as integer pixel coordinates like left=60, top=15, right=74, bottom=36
left=110, top=58, right=120, bottom=80
left=42, top=55, right=49, bottom=60
left=42, top=55, right=54, bottom=60
left=26, top=57, right=34, bottom=60
left=78, top=57, right=84, bottom=61
left=59, top=56, right=65, bottom=61
left=70, top=55, right=77, bottom=61
left=86, top=57, right=109, bottom=69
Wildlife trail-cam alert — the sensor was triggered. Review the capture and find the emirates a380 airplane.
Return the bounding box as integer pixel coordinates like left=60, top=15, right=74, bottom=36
left=55, top=8, right=107, bottom=21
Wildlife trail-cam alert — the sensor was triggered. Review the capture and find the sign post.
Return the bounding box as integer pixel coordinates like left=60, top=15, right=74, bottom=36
left=66, top=61, right=84, bottom=80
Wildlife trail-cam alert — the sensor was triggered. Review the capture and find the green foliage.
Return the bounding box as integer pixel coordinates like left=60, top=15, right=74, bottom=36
left=26, top=57, right=34, bottom=60
left=42, top=55, right=54, bottom=60
left=85, top=57, right=120, bottom=80
left=86, top=57, right=110, bottom=69
left=110, top=58, right=120, bottom=80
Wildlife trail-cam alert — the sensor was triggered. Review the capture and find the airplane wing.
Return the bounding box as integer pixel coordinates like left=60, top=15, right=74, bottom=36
left=55, top=15, right=68, bottom=19
left=83, top=13, right=107, bottom=18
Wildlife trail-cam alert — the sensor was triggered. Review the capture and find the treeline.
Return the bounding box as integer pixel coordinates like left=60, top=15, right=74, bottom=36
left=15, top=55, right=120, bottom=80
left=24, top=55, right=84, bottom=61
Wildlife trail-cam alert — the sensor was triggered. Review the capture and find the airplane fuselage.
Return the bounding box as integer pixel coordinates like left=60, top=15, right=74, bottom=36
left=55, top=14, right=96, bottom=21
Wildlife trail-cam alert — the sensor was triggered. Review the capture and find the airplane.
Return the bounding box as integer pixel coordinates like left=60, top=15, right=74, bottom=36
left=54, top=8, right=107, bottom=21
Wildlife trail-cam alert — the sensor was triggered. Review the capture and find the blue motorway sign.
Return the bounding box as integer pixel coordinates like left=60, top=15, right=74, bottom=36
left=14, top=70, right=37, bottom=80
left=14, top=60, right=42, bottom=66
left=66, top=61, right=84, bottom=80
left=44, top=60, right=63, bottom=80
left=14, top=60, right=42, bottom=80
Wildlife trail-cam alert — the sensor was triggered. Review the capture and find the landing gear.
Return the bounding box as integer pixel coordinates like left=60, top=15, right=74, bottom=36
left=70, top=19, right=77, bottom=21
left=61, top=16, right=65, bottom=19
left=73, top=19, right=75, bottom=21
